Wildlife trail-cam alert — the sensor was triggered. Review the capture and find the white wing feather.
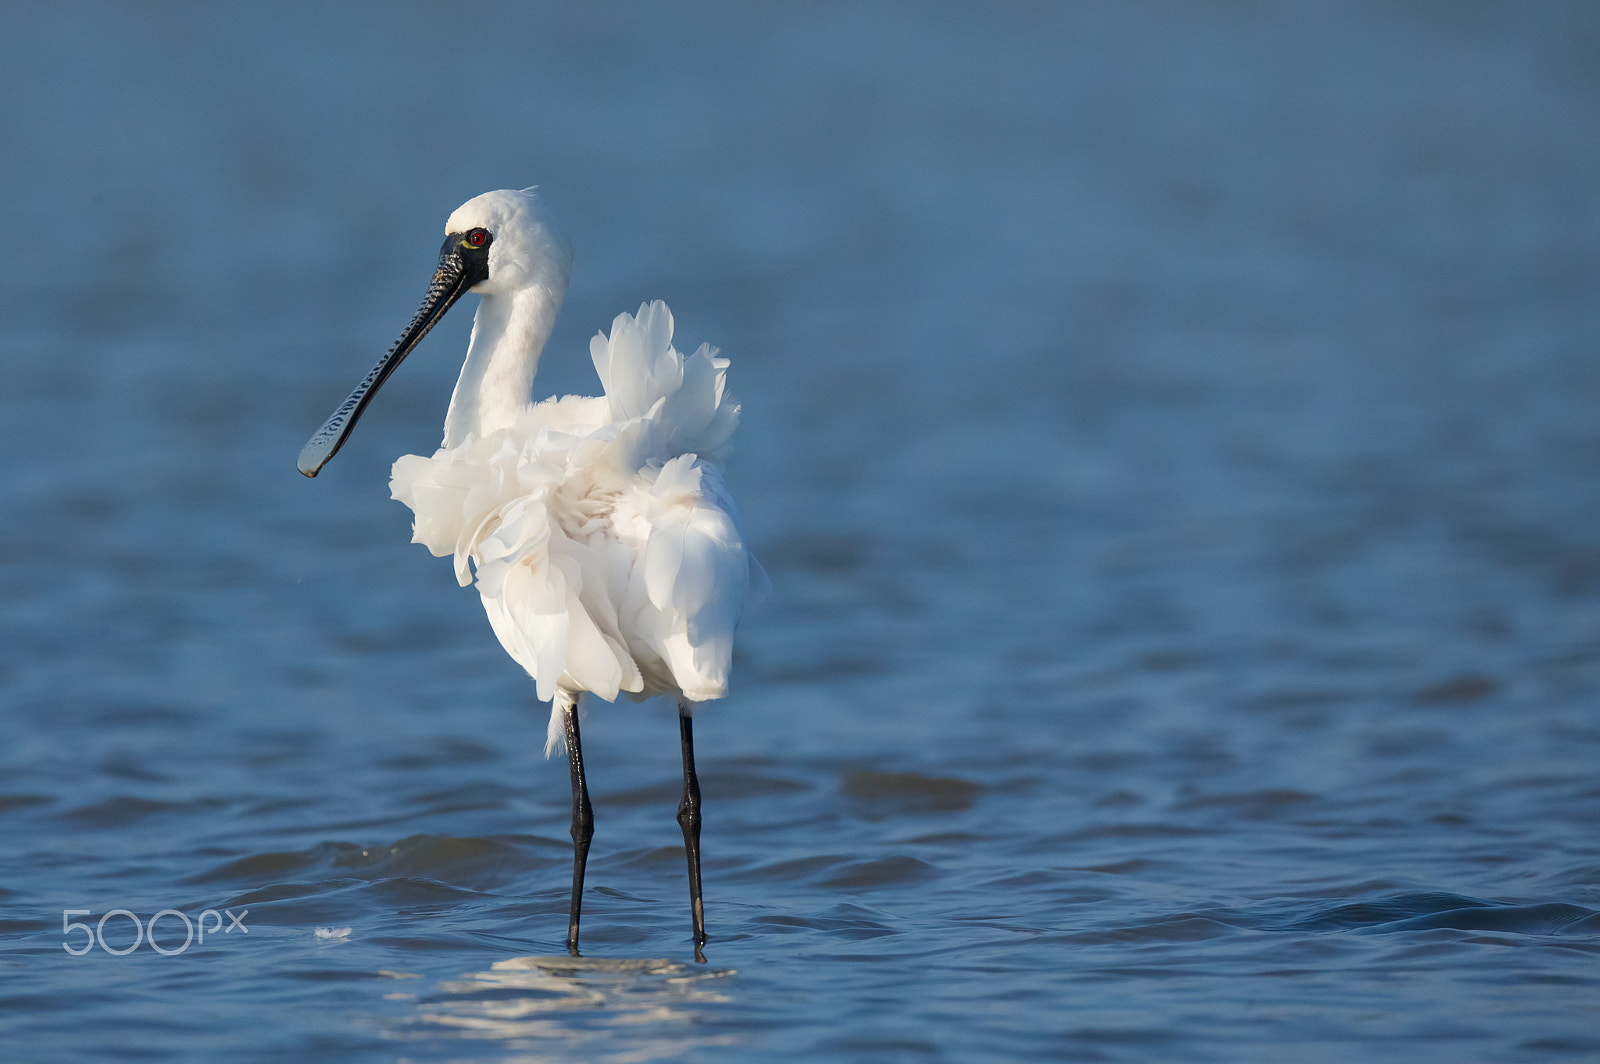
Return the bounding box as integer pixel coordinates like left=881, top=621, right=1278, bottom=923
left=389, top=301, right=757, bottom=749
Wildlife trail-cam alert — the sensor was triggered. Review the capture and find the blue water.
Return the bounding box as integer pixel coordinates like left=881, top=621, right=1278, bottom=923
left=3, top=4, right=1600, bottom=1060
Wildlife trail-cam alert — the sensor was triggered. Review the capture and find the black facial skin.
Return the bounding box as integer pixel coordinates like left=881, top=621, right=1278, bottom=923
left=296, top=225, right=495, bottom=477
left=449, top=227, right=493, bottom=289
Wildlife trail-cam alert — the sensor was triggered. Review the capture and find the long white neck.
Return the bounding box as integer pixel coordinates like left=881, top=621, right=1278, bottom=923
left=442, top=278, right=565, bottom=447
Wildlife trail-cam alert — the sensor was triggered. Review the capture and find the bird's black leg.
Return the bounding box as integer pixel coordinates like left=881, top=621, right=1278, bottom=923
left=562, top=692, right=594, bottom=956
left=676, top=701, right=707, bottom=961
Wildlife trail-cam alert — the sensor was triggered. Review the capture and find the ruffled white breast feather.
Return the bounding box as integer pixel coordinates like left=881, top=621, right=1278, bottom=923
left=390, top=301, right=760, bottom=716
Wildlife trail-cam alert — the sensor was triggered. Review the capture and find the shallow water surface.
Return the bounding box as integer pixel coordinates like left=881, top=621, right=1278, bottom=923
left=2, top=4, right=1600, bottom=1061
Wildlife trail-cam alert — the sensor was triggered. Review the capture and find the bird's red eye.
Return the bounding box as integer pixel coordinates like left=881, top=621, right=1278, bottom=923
left=467, top=230, right=487, bottom=247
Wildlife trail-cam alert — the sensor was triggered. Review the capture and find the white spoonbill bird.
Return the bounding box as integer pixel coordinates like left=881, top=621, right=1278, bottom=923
left=297, top=188, right=764, bottom=959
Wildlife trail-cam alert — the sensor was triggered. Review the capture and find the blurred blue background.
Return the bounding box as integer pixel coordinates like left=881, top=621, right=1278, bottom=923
left=2, top=4, right=1599, bottom=1061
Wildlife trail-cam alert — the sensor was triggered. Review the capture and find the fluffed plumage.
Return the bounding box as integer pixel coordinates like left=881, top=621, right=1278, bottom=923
left=391, top=299, right=765, bottom=753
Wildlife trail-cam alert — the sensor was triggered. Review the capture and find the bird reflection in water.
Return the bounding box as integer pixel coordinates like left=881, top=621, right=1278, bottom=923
left=401, top=955, right=738, bottom=1058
